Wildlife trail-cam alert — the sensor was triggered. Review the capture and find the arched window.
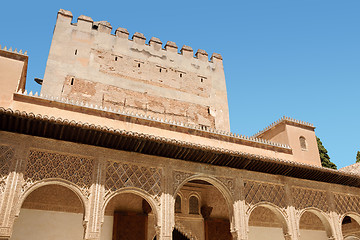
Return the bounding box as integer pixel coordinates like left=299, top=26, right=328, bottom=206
left=189, top=196, right=199, bottom=214
left=175, top=195, right=181, bottom=213
left=299, top=136, right=307, bottom=150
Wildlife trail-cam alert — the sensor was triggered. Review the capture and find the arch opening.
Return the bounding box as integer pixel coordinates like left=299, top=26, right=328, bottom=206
left=11, top=184, right=85, bottom=240
left=248, top=205, right=287, bottom=240
left=175, top=178, right=232, bottom=240
left=299, top=210, right=330, bottom=240
left=342, top=215, right=360, bottom=239
left=101, top=192, right=156, bottom=240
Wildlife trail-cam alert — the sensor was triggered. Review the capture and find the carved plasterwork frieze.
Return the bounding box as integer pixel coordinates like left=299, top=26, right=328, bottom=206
left=334, top=193, right=360, bottom=214
left=24, top=149, right=94, bottom=197
left=291, top=187, right=328, bottom=212
left=244, top=180, right=286, bottom=208
left=105, top=161, right=162, bottom=198
left=0, top=145, right=14, bottom=193
left=173, top=171, right=194, bottom=193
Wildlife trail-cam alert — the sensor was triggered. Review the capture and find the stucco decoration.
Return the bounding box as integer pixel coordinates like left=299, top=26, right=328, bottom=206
left=217, top=177, right=235, bottom=196
left=23, top=149, right=94, bottom=197
left=292, top=187, right=328, bottom=212
left=334, top=193, right=360, bottom=214
left=105, top=161, right=162, bottom=197
left=173, top=171, right=194, bottom=193
left=244, top=180, right=286, bottom=208
left=0, top=145, right=14, bottom=193
left=174, top=220, right=199, bottom=240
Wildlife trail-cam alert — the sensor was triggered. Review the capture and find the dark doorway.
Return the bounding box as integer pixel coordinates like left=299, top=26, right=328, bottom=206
left=153, top=228, right=190, bottom=240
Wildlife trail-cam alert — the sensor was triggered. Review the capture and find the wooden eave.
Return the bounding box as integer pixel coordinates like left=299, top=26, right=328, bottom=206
left=1, top=107, right=360, bottom=188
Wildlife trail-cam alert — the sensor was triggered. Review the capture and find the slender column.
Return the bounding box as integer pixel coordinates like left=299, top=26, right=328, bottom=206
left=327, top=191, right=342, bottom=240
left=285, top=182, right=299, bottom=240
left=232, top=200, right=248, bottom=240
left=0, top=145, right=26, bottom=240
left=286, top=206, right=300, bottom=240
left=84, top=160, right=106, bottom=240
left=158, top=167, right=174, bottom=240
left=231, top=177, right=248, bottom=240
left=0, top=172, right=21, bottom=239
left=159, top=193, right=175, bottom=240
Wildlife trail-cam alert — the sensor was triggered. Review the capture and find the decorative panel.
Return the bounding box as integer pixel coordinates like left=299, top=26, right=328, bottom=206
left=105, top=161, right=161, bottom=197
left=173, top=171, right=194, bottom=193
left=291, top=187, right=328, bottom=211
left=334, top=193, right=360, bottom=214
left=0, top=145, right=14, bottom=192
left=217, top=177, right=235, bottom=196
left=244, top=180, right=286, bottom=208
left=24, top=149, right=94, bottom=197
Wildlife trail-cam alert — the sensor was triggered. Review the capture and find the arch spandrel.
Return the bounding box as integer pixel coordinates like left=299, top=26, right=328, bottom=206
left=22, top=149, right=95, bottom=198
left=105, top=160, right=162, bottom=200
left=244, top=180, right=286, bottom=209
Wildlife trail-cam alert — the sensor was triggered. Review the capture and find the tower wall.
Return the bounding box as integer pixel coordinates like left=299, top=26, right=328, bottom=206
left=41, top=10, right=230, bottom=131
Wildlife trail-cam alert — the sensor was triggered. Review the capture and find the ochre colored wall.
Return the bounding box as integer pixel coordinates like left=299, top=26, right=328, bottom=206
left=10, top=209, right=83, bottom=240
left=249, top=226, right=327, bottom=240
left=299, top=229, right=327, bottom=240
left=0, top=55, right=25, bottom=104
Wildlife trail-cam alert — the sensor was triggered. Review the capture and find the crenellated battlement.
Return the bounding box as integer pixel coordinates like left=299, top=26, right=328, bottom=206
left=57, top=9, right=222, bottom=63
left=0, top=45, right=27, bottom=56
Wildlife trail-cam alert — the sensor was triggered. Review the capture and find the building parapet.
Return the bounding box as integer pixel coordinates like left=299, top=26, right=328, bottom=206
left=0, top=45, right=27, bottom=56
left=14, top=89, right=291, bottom=150
left=253, top=116, right=315, bottom=138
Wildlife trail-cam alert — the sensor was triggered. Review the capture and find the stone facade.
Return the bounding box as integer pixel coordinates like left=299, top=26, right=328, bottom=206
left=0, top=9, right=360, bottom=240
left=41, top=10, right=229, bottom=131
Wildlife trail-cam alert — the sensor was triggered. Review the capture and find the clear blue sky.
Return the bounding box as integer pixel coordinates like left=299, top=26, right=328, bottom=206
left=2, top=1, right=359, bottom=168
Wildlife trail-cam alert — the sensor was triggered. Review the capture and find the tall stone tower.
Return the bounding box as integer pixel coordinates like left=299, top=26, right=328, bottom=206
left=41, top=9, right=230, bottom=131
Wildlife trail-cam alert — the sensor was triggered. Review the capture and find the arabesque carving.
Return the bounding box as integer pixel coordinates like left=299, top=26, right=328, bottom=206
left=292, top=187, right=328, bottom=212
left=334, top=193, right=360, bottom=214
left=105, top=161, right=162, bottom=197
left=24, top=149, right=94, bottom=197
left=0, top=145, right=14, bottom=193
left=244, top=180, right=286, bottom=208
left=217, top=177, right=235, bottom=196
left=173, top=171, right=194, bottom=193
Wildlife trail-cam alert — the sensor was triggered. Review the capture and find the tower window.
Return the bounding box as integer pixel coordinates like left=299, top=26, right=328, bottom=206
left=74, top=49, right=77, bottom=55
left=138, top=63, right=141, bottom=67
left=115, top=56, right=118, bottom=61
left=70, top=77, right=74, bottom=85
left=180, top=73, right=182, bottom=78
left=299, top=136, right=307, bottom=150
